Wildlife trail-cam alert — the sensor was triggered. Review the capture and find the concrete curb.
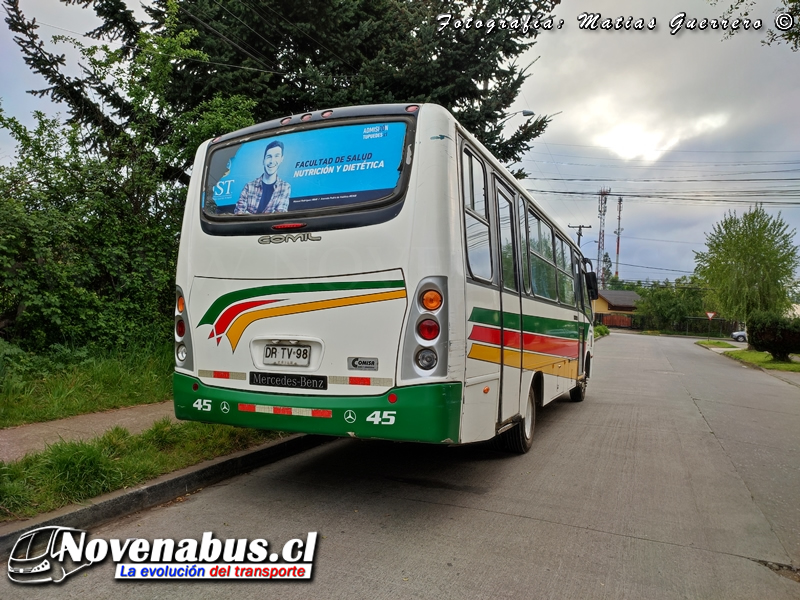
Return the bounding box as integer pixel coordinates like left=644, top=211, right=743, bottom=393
left=0, top=433, right=332, bottom=560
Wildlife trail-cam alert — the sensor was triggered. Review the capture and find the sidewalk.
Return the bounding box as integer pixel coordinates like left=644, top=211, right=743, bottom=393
left=0, top=401, right=177, bottom=463
left=702, top=344, right=800, bottom=389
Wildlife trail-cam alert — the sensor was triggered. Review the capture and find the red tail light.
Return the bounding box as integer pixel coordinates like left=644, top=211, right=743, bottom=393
left=418, top=319, right=439, bottom=340
left=176, top=319, right=186, bottom=338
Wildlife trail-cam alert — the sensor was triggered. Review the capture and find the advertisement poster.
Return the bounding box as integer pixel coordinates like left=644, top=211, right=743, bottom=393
left=204, top=122, right=407, bottom=215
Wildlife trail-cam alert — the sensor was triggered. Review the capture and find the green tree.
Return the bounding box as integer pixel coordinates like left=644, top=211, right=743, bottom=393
left=635, top=277, right=705, bottom=330
left=607, top=275, right=642, bottom=291
left=4, top=0, right=558, bottom=179
left=601, top=252, right=613, bottom=289
left=708, top=0, right=799, bottom=50
left=0, top=7, right=255, bottom=348
left=694, top=205, right=800, bottom=323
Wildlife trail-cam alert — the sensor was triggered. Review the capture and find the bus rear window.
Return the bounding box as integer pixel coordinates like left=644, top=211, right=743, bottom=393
left=203, top=121, right=407, bottom=217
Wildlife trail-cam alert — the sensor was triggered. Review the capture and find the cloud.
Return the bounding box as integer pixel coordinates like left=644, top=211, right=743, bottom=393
left=592, top=111, right=730, bottom=161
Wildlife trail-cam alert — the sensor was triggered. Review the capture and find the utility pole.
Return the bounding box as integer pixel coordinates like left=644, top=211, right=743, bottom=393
left=614, top=197, right=623, bottom=277
left=596, top=188, right=610, bottom=285
left=568, top=224, right=592, bottom=246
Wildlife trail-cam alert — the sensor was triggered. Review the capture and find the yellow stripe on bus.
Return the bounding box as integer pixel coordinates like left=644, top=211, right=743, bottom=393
left=468, top=343, right=579, bottom=378
left=226, top=289, right=407, bottom=351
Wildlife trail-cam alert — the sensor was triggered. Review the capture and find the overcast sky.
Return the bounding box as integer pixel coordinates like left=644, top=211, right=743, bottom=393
left=1, top=0, right=799, bottom=283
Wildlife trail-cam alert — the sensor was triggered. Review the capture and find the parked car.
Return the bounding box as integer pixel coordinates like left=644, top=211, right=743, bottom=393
left=731, top=330, right=747, bottom=342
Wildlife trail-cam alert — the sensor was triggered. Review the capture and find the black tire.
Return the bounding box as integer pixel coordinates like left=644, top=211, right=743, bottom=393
left=735, top=335, right=746, bottom=342
left=498, top=389, right=536, bottom=454
left=569, top=378, right=586, bottom=402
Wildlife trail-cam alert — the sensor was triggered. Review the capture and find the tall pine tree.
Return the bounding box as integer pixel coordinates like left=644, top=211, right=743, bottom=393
left=4, top=0, right=559, bottom=180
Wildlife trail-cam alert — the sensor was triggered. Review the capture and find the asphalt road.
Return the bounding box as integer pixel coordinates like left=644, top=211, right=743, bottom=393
left=4, top=334, right=800, bottom=599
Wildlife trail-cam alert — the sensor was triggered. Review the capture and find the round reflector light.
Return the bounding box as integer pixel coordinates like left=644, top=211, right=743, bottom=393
left=176, top=319, right=186, bottom=338
left=421, top=290, right=442, bottom=311
left=418, top=319, right=439, bottom=340
left=416, top=349, right=437, bottom=370
left=388, top=393, right=397, bottom=404
left=176, top=344, right=187, bottom=362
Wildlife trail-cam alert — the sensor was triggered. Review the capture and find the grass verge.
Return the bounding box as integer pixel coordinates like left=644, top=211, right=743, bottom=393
left=696, top=340, right=737, bottom=348
left=0, top=342, right=173, bottom=428
left=0, top=418, right=279, bottom=522
left=723, top=350, right=800, bottom=372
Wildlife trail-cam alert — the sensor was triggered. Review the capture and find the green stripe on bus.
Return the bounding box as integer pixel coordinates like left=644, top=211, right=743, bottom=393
left=173, top=373, right=462, bottom=444
left=198, top=279, right=406, bottom=326
left=468, top=307, right=589, bottom=340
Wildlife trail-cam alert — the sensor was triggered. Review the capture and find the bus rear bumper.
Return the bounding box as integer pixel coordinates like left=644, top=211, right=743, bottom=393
left=173, top=373, right=462, bottom=444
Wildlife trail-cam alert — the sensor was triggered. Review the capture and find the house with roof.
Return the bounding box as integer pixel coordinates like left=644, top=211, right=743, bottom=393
left=593, top=290, right=641, bottom=327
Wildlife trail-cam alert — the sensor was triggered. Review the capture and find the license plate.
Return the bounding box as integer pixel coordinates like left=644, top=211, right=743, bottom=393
left=264, top=344, right=311, bottom=367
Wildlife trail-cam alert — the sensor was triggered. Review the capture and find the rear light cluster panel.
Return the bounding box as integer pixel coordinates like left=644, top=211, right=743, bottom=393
left=175, top=286, right=194, bottom=371
left=400, top=276, right=448, bottom=379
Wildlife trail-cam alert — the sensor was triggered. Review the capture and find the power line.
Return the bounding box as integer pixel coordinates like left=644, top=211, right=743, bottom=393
left=535, top=142, right=800, bottom=153
left=232, top=0, right=358, bottom=72
left=616, top=262, right=694, bottom=273
left=620, top=235, right=703, bottom=246
left=177, top=6, right=277, bottom=72
left=38, top=21, right=287, bottom=75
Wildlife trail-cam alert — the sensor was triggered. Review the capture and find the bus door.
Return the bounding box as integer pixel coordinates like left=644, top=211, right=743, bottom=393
left=462, top=146, right=502, bottom=442
left=495, top=181, right=522, bottom=424
left=575, top=257, right=587, bottom=377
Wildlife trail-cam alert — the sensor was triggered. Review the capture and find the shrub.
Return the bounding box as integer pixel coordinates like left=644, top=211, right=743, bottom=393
left=748, top=311, right=800, bottom=362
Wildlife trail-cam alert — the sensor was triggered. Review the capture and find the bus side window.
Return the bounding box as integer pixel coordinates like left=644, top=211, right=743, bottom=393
left=556, top=238, right=576, bottom=306
left=527, top=209, right=558, bottom=300
left=462, top=149, right=492, bottom=281
left=496, top=187, right=518, bottom=292
left=518, top=197, right=531, bottom=294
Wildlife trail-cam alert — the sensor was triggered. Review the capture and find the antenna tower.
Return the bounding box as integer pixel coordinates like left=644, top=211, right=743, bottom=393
left=596, top=188, right=610, bottom=285
left=614, top=197, right=623, bottom=277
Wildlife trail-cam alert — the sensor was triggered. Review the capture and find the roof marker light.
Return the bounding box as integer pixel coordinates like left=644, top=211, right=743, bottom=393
left=301, top=113, right=313, bottom=122
left=280, top=117, right=292, bottom=125
left=406, top=105, right=419, bottom=112
left=322, top=110, right=333, bottom=118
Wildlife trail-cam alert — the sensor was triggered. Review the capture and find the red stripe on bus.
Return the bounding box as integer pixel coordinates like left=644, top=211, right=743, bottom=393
left=274, top=406, right=293, bottom=415
left=349, top=377, right=371, bottom=385
left=311, top=409, right=333, bottom=418
left=239, top=403, right=256, bottom=412
left=213, top=371, right=230, bottom=379
left=213, top=299, right=281, bottom=336
left=469, top=325, right=579, bottom=359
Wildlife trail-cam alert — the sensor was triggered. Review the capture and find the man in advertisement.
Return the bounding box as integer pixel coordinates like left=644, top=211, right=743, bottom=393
left=234, top=140, right=292, bottom=214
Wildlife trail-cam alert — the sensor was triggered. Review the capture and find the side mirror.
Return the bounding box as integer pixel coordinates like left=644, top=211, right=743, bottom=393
left=585, top=271, right=599, bottom=301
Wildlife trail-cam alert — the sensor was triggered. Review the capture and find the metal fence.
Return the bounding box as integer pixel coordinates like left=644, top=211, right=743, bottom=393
left=596, top=313, right=740, bottom=337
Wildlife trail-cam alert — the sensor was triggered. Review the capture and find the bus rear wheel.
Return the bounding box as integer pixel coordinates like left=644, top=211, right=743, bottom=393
left=499, top=389, right=536, bottom=454
left=569, top=378, right=586, bottom=402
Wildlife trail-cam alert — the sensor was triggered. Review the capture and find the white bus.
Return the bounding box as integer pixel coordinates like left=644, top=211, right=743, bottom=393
left=174, top=103, right=598, bottom=453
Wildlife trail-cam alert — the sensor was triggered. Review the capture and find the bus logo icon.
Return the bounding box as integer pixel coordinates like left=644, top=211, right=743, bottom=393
left=348, top=357, right=378, bottom=371
left=8, top=526, right=93, bottom=584
left=344, top=410, right=356, bottom=424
